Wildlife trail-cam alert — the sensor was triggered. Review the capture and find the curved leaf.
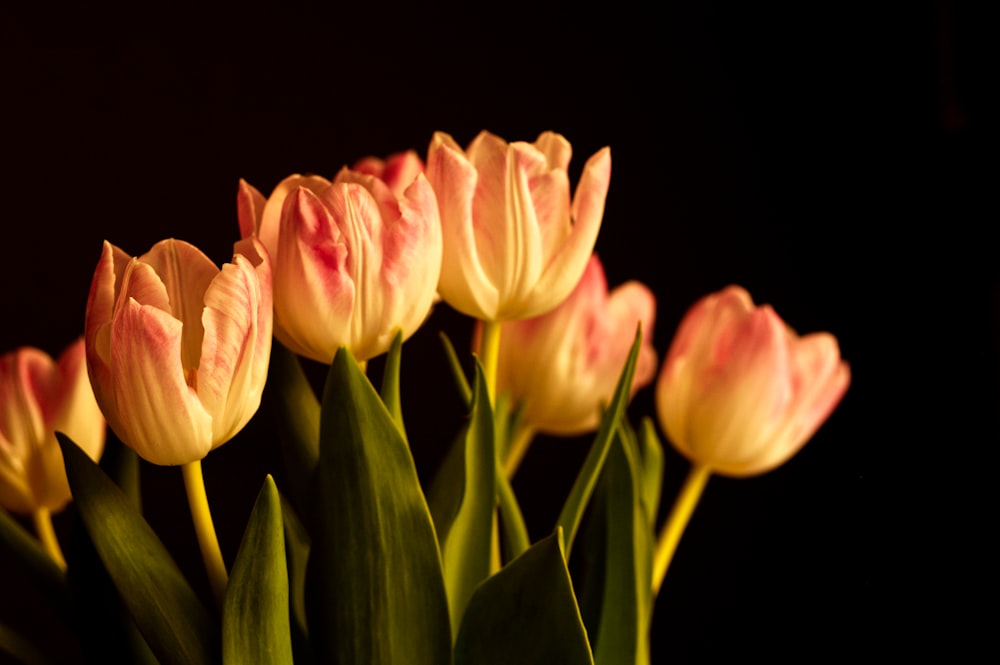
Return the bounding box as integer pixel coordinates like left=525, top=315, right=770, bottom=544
left=454, top=530, right=593, bottom=665
left=305, top=348, right=451, bottom=665
left=58, top=434, right=217, bottom=665
left=379, top=330, right=406, bottom=438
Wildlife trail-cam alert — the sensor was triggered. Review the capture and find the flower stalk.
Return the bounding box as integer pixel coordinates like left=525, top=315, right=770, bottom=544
left=652, top=463, right=711, bottom=595
left=32, top=507, right=66, bottom=570
left=479, top=320, right=502, bottom=403
left=182, top=460, right=228, bottom=605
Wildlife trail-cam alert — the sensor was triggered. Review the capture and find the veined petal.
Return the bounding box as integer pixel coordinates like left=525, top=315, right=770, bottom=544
left=110, top=298, right=212, bottom=465
left=274, top=187, right=355, bottom=362
left=428, top=131, right=498, bottom=319
left=198, top=254, right=270, bottom=447
left=0, top=350, right=52, bottom=503
left=139, top=239, right=219, bottom=372
left=237, top=179, right=266, bottom=240
left=525, top=147, right=610, bottom=319
left=256, top=174, right=333, bottom=262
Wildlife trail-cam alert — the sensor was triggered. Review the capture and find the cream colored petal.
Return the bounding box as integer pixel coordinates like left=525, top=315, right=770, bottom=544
left=533, top=131, right=572, bottom=171
left=427, top=131, right=498, bottom=319
left=258, top=174, right=333, bottom=262
left=237, top=179, right=266, bottom=240
left=110, top=298, right=212, bottom=465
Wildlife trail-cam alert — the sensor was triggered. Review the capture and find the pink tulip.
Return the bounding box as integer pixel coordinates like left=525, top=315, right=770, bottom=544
left=352, top=150, right=424, bottom=198
left=426, top=130, right=611, bottom=321
left=238, top=166, right=442, bottom=363
left=489, top=255, right=657, bottom=435
left=655, top=286, right=850, bottom=477
left=0, top=340, right=105, bottom=514
left=85, top=238, right=272, bottom=466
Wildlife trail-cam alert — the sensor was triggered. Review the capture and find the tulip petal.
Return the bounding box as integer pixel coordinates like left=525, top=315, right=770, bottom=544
left=0, top=349, right=52, bottom=513
left=274, top=187, right=355, bottom=362
left=198, top=254, right=270, bottom=447
left=256, top=174, right=333, bottom=263
left=110, top=298, right=212, bottom=465
left=525, top=146, right=610, bottom=319
left=428, top=132, right=499, bottom=319
left=237, top=179, right=267, bottom=240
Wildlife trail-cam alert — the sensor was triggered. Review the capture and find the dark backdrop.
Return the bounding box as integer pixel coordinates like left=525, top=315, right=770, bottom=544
left=1, top=1, right=991, bottom=662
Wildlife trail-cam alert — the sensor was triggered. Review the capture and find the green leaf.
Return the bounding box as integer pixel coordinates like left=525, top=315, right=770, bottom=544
left=68, top=437, right=158, bottom=665
left=379, top=330, right=406, bottom=438
left=223, top=476, right=292, bottom=665
left=306, top=348, right=451, bottom=665
left=57, top=434, right=218, bottom=665
left=454, top=531, right=594, bottom=665
left=591, top=429, right=651, bottom=665
left=0, top=507, right=66, bottom=611
left=433, top=361, right=496, bottom=638
left=496, top=467, right=529, bottom=562
left=266, top=340, right=320, bottom=515
left=439, top=331, right=472, bottom=406
left=556, top=326, right=643, bottom=556
left=636, top=418, right=664, bottom=530
left=279, top=493, right=310, bottom=650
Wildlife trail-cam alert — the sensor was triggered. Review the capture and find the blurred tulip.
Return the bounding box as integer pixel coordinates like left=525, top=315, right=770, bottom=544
left=85, top=238, right=272, bottom=466
left=655, top=286, right=850, bottom=477
left=0, top=339, right=105, bottom=514
left=239, top=166, right=442, bottom=363
left=352, top=150, right=424, bottom=198
left=488, top=255, right=657, bottom=436
left=427, top=130, right=611, bottom=321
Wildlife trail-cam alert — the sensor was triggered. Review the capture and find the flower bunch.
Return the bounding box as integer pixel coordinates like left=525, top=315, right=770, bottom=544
left=0, top=129, right=848, bottom=665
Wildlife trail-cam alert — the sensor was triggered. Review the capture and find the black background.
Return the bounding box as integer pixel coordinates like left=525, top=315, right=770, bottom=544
left=0, top=0, right=991, bottom=662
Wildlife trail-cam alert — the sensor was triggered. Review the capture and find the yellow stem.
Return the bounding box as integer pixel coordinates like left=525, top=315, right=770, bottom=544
left=33, top=507, right=66, bottom=570
left=652, top=463, right=711, bottom=595
left=479, top=320, right=502, bottom=404
left=503, top=425, right=536, bottom=479
left=182, top=460, right=228, bottom=605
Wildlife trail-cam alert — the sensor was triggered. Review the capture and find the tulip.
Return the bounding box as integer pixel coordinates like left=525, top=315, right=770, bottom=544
left=238, top=166, right=442, bottom=363
left=352, top=150, right=424, bottom=198
left=85, top=238, right=272, bottom=466
left=426, top=130, right=611, bottom=321
left=0, top=339, right=105, bottom=514
left=489, top=255, right=658, bottom=437
left=655, top=286, right=850, bottom=477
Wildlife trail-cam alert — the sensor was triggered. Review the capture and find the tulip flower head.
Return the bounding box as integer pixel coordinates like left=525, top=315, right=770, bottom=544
left=489, top=255, right=658, bottom=435
left=238, top=164, right=442, bottom=363
left=85, top=238, right=272, bottom=466
left=0, top=340, right=105, bottom=514
left=427, top=130, right=611, bottom=322
left=655, top=286, right=850, bottom=477
left=352, top=150, right=424, bottom=198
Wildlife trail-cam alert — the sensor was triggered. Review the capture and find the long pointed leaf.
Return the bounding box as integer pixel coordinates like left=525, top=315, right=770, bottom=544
left=306, top=348, right=451, bottom=665
left=379, top=330, right=406, bottom=437
left=437, top=361, right=495, bottom=638
left=593, top=429, right=650, bottom=665
left=0, top=507, right=66, bottom=610
left=223, top=475, right=292, bottom=664
left=454, top=530, right=594, bottom=665
left=496, top=467, right=529, bottom=562
left=58, top=434, right=217, bottom=665
left=439, top=331, right=472, bottom=406
left=636, top=418, right=664, bottom=530
left=556, top=327, right=642, bottom=556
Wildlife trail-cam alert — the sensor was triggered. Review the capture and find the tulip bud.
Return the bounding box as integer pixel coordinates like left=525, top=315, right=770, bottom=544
left=352, top=150, right=424, bottom=198
left=655, top=286, right=850, bottom=477
left=427, top=130, right=611, bottom=322
left=0, top=340, right=105, bottom=514
left=84, top=238, right=272, bottom=466
left=238, top=165, right=442, bottom=363
left=487, top=255, right=658, bottom=435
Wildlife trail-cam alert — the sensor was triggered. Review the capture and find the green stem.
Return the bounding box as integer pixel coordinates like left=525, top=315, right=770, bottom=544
left=182, top=460, right=228, bottom=605
left=33, top=507, right=66, bottom=570
left=652, top=463, right=711, bottom=595
left=479, top=320, right=502, bottom=404
left=503, top=425, right=536, bottom=479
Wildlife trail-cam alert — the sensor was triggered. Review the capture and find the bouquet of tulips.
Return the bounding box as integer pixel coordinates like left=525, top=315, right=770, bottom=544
left=0, top=130, right=849, bottom=665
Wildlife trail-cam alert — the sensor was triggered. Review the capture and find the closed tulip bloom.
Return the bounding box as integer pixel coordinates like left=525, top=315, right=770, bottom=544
left=491, top=255, right=658, bottom=435
left=85, top=238, right=272, bottom=466
left=0, top=339, right=105, bottom=514
left=352, top=150, right=424, bottom=198
left=239, top=167, right=442, bottom=363
left=427, top=130, right=611, bottom=321
left=655, top=286, right=850, bottom=477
